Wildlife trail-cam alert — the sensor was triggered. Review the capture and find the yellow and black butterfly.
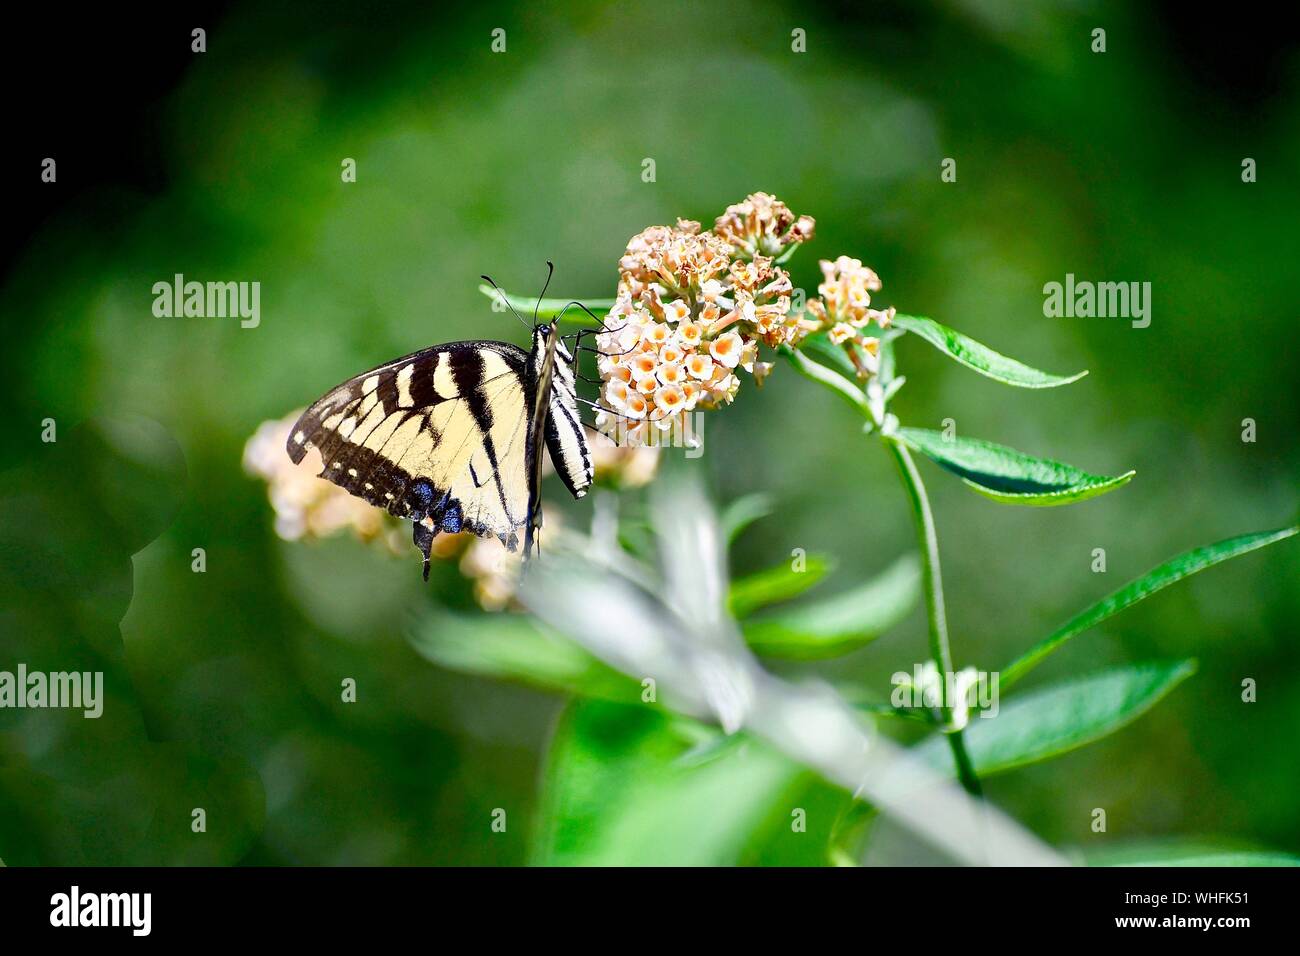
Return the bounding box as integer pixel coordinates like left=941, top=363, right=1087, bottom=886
left=286, top=265, right=601, bottom=580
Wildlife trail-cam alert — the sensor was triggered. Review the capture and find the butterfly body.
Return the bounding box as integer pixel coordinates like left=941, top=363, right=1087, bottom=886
left=287, top=321, right=591, bottom=579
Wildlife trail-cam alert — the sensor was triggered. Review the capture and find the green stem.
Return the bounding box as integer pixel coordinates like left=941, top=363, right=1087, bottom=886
left=884, top=437, right=983, bottom=798
left=781, top=341, right=981, bottom=795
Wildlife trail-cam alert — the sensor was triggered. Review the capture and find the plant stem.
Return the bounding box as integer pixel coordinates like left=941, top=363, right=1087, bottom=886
left=884, top=437, right=983, bottom=798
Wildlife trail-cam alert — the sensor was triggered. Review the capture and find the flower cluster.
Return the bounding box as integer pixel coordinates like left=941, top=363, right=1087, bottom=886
left=713, top=192, right=816, bottom=258
left=244, top=412, right=403, bottom=549
left=803, top=255, right=896, bottom=380
left=595, top=194, right=815, bottom=446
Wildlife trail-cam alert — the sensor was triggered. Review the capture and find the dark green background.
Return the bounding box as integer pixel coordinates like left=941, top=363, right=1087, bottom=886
left=2, top=1, right=1297, bottom=864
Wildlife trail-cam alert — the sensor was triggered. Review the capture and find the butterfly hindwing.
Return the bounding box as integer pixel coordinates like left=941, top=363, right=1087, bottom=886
left=288, top=326, right=596, bottom=578
left=544, top=337, right=594, bottom=501
left=287, top=341, right=534, bottom=562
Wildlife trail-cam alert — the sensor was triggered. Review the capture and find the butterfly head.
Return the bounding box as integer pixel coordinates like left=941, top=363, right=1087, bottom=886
left=532, top=319, right=559, bottom=347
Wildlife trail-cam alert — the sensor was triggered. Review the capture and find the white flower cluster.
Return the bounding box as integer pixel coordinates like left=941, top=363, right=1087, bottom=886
left=805, top=255, right=896, bottom=379
left=594, top=195, right=816, bottom=446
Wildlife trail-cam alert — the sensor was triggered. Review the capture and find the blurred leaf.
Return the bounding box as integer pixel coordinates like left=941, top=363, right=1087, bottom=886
left=743, top=775, right=849, bottom=866
left=533, top=700, right=802, bottom=865
left=408, top=611, right=639, bottom=703
left=917, top=661, right=1196, bottom=777
left=897, top=427, right=1134, bottom=505
left=1082, top=841, right=1300, bottom=867
left=1002, top=526, right=1299, bottom=689
left=893, top=313, right=1087, bottom=388
left=721, top=493, right=774, bottom=544
left=476, top=285, right=615, bottom=323
left=825, top=800, right=877, bottom=867
left=742, top=554, right=919, bottom=659
left=728, top=553, right=833, bottom=618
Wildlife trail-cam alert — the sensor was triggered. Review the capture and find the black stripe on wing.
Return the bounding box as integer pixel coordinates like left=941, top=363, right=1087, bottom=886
left=544, top=351, right=593, bottom=500
left=286, top=340, right=528, bottom=524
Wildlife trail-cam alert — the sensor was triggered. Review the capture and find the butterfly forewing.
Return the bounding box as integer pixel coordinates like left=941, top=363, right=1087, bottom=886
left=288, top=341, right=531, bottom=544
left=288, top=326, right=594, bottom=578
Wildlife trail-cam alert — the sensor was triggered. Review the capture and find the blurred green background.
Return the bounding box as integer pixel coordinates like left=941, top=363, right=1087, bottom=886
left=2, top=0, right=1298, bottom=865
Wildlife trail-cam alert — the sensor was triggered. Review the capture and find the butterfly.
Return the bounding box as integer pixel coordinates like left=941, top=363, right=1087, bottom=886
left=285, top=264, right=608, bottom=580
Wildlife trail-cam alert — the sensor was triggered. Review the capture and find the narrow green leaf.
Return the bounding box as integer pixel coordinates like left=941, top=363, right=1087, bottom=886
left=1082, top=842, right=1300, bottom=867
left=728, top=553, right=833, bottom=618
left=1002, top=526, right=1299, bottom=689
left=721, top=493, right=774, bottom=544
left=477, top=284, right=616, bottom=323
left=532, top=700, right=801, bottom=865
left=800, top=330, right=861, bottom=380
left=892, top=313, right=1087, bottom=388
left=896, top=427, right=1134, bottom=505
left=917, top=661, right=1196, bottom=777
left=742, top=554, right=919, bottom=659
left=407, top=610, right=638, bottom=702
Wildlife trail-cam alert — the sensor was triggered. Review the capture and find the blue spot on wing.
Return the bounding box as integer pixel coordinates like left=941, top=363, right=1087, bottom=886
left=440, top=501, right=463, bottom=534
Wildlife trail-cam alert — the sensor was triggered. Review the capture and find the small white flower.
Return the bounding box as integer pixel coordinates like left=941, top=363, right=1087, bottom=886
left=630, top=352, right=659, bottom=382
left=605, top=379, right=632, bottom=411
left=685, top=353, right=715, bottom=380
left=709, top=330, right=744, bottom=368
left=645, top=322, right=672, bottom=347
left=662, top=300, right=691, bottom=323
left=624, top=392, right=649, bottom=419
left=828, top=322, right=855, bottom=345
left=657, top=362, right=686, bottom=386
left=654, top=384, right=687, bottom=416
left=739, top=339, right=758, bottom=373
left=700, top=277, right=726, bottom=302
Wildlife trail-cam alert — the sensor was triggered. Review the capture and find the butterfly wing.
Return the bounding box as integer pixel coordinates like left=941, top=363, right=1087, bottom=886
left=520, top=326, right=596, bottom=559
left=286, top=341, right=537, bottom=576
left=543, top=336, right=594, bottom=501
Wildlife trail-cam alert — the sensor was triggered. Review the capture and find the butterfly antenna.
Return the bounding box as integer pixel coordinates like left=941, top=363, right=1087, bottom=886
left=481, top=274, right=531, bottom=330
left=556, top=301, right=625, bottom=336
left=534, top=260, right=555, bottom=326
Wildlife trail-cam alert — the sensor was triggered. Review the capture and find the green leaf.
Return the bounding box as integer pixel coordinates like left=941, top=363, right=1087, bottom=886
left=742, top=554, right=919, bottom=659
left=917, top=661, right=1196, bottom=777
left=532, top=700, right=802, bottom=865
left=721, top=493, right=775, bottom=544
left=1082, top=841, right=1300, bottom=867
left=728, top=553, right=833, bottom=618
left=407, top=610, right=639, bottom=702
left=1002, top=526, right=1298, bottom=689
left=896, top=427, right=1134, bottom=505
left=800, top=330, right=861, bottom=380
left=892, top=313, right=1087, bottom=388
left=477, top=284, right=616, bottom=323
